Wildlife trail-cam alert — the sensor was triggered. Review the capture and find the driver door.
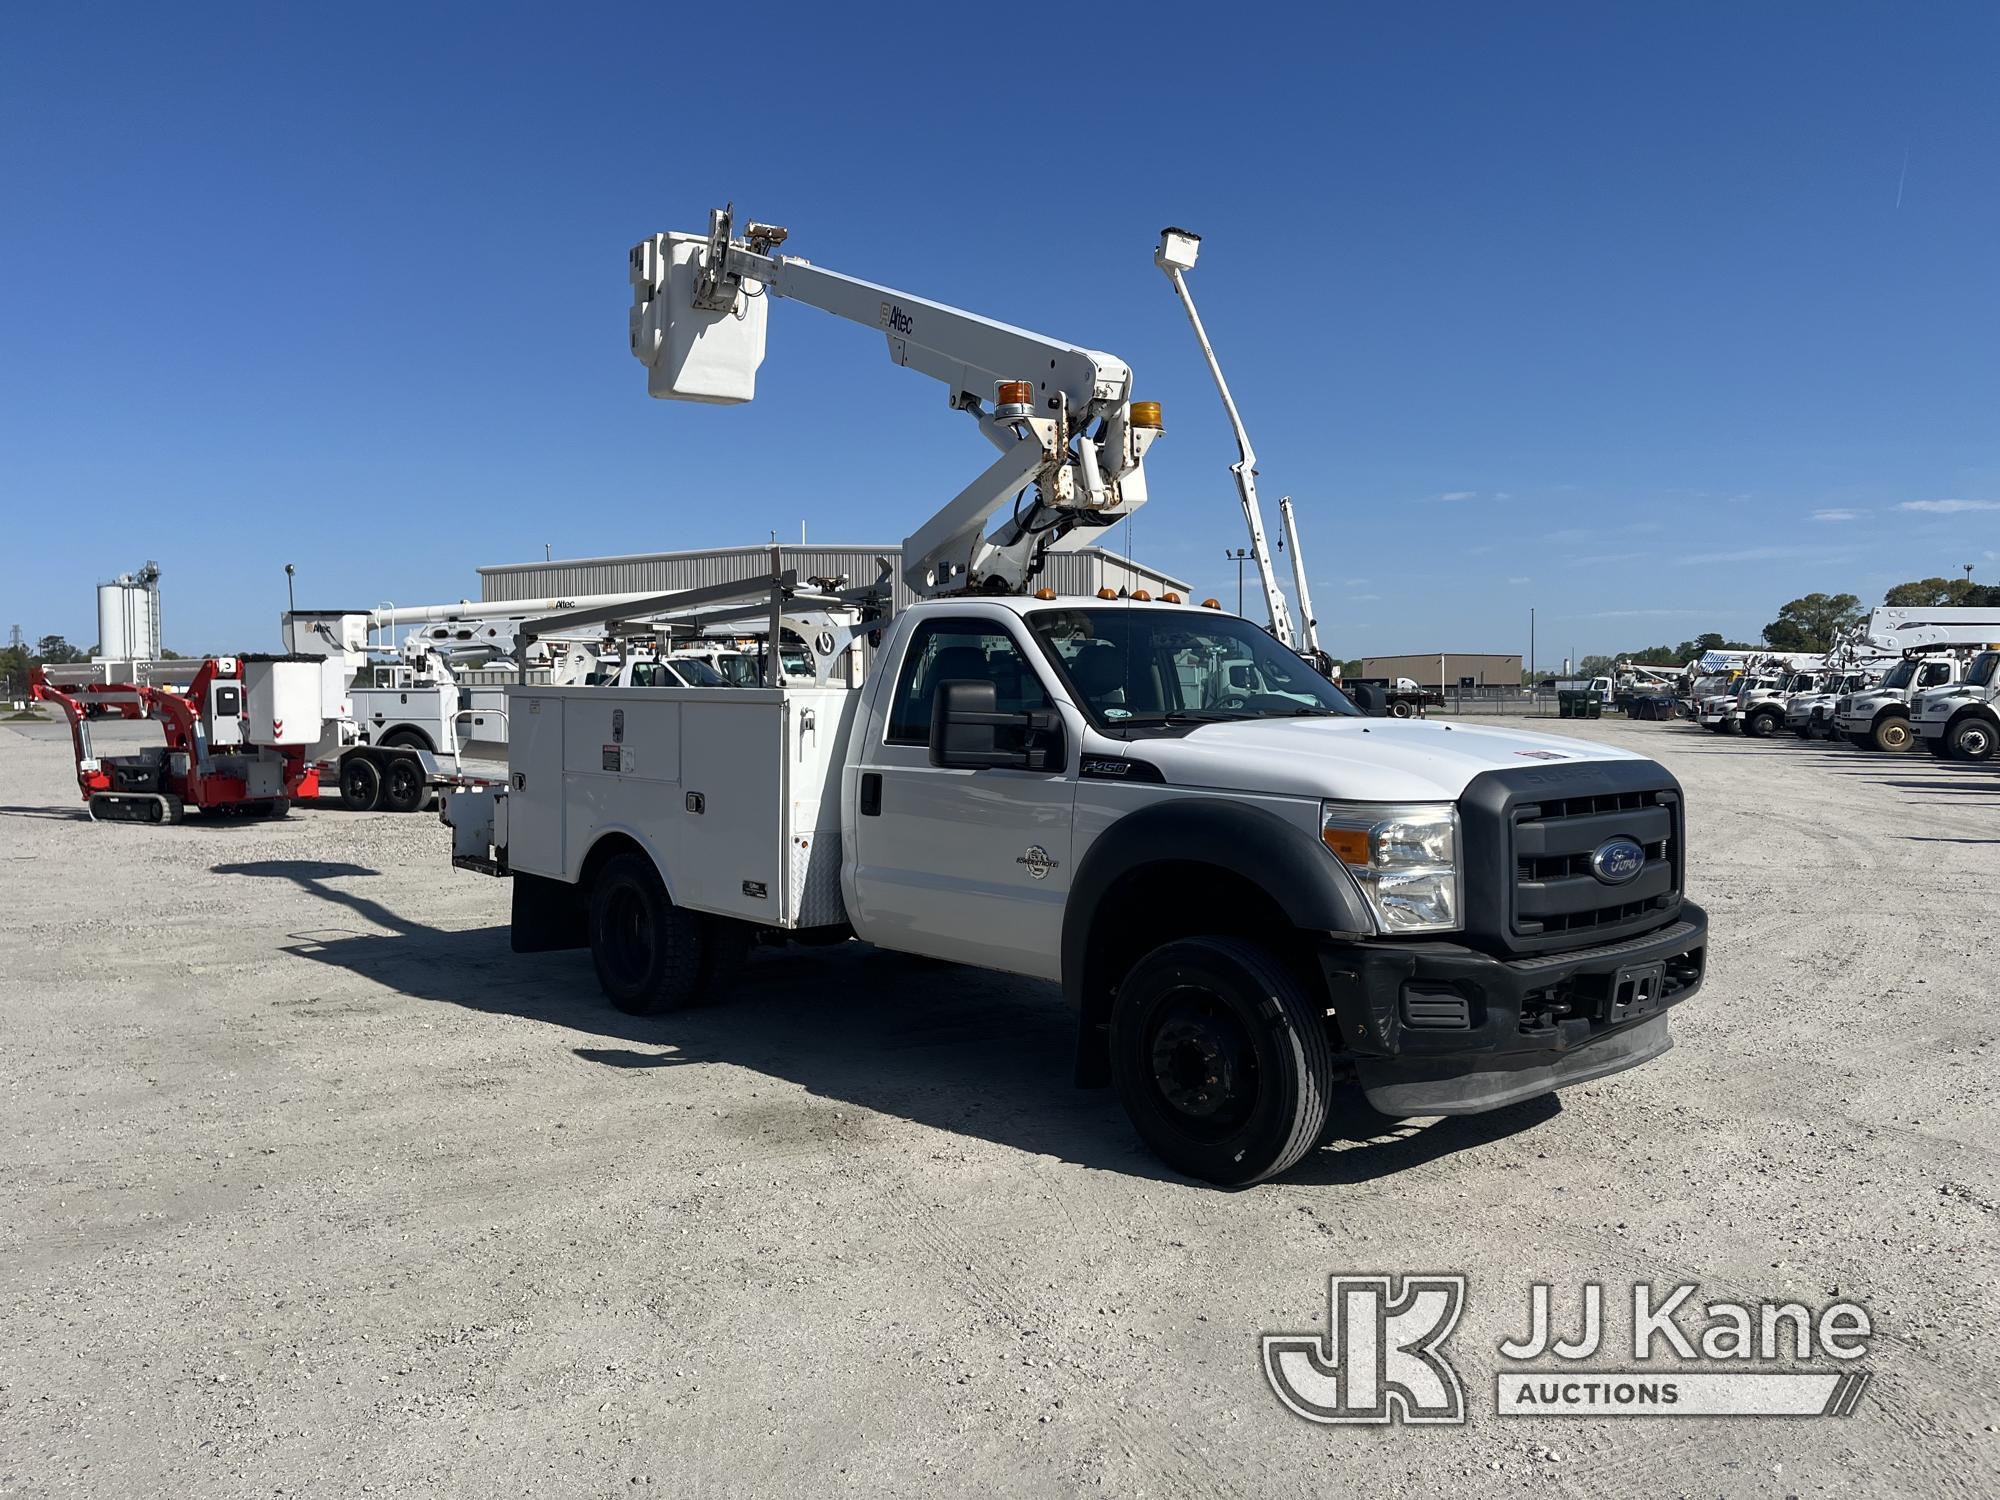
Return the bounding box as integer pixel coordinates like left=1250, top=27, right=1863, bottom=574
left=846, top=616, right=1076, bottom=979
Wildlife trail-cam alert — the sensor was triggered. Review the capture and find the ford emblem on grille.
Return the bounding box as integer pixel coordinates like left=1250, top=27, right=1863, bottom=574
left=1591, top=837, right=1646, bottom=884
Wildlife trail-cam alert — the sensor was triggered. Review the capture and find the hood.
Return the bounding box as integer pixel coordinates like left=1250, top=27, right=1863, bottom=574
left=1104, top=716, right=1648, bottom=803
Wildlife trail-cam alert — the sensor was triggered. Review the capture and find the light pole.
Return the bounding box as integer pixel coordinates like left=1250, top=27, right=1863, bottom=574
left=1223, top=547, right=1251, bottom=616
left=284, top=563, right=296, bottom=615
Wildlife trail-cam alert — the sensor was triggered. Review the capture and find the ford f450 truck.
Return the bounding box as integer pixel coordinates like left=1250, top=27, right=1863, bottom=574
left=444, top=595, right=1708, bottom=1185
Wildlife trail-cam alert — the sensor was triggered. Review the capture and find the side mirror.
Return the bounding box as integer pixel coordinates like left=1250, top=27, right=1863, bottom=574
left=928, top=680, right=1064, bottom=770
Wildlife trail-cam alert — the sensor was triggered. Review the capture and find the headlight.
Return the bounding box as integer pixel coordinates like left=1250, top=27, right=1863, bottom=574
left=1321, top=802, right=1461, bottom=934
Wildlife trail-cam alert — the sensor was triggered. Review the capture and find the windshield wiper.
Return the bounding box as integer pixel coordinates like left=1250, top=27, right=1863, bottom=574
left=1117, top=709, right=1254, bottom=725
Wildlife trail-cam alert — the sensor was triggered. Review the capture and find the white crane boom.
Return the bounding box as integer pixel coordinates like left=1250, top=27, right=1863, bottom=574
left=629, top=206, right=1160, bottom=599
left=1153, top=227, right=1297, bottom=648
left=1276, top=496, right=1321, bottom=656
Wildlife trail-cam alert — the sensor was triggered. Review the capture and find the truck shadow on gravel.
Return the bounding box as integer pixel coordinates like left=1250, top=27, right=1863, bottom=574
left=212, top=858, right=1561, bottom=1188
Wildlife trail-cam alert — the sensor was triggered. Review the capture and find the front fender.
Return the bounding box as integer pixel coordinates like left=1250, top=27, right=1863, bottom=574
left=1060, top=797, right=1374, bottom=1015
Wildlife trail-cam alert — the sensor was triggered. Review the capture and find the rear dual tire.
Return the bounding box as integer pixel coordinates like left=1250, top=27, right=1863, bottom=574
left=337, top=751, right=428, bottom=812
left=586, top=853, right=754, bottom=1014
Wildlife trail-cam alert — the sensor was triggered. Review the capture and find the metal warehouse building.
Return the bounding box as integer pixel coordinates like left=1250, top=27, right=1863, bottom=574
left=1359, top=653, right=1523, bottom=691
left=478, top=537, right=1191, bottom=609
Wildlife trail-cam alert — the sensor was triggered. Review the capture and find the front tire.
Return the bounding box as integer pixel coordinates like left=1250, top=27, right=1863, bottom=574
left=1389, top=700, right=1414, bottom=719
left=1109, top=936, right=1334, bottom=1187
left=1948, top=717, right=1997, bottom=762
left=1871, top=716, right=1914, bottom=753
left=1746, top=709, right=1779, bottom=738
left=588, top=852, right=704, bottom=1014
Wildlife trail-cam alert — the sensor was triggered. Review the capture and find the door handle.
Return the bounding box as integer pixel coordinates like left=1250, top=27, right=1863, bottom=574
left=860, top=772, right=882, bottom=817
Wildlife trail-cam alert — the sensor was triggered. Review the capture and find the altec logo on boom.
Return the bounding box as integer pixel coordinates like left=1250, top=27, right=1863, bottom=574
left=1264, top=1276, right=1874, bottom=1424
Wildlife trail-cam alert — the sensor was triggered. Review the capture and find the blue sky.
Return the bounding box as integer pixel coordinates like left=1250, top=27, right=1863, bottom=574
left=4, top=3, right=1995, bottom=666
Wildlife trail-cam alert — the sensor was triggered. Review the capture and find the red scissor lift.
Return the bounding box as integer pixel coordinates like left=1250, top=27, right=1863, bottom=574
left=31, top=656, right=323, bottom=824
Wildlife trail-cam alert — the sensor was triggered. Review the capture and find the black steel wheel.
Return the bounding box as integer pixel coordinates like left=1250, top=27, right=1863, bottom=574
left=1109, top=936, right=1334, bottom=1187
left=588, top=852, right=704, bottom=1014
left=339, top=756, right=382, bottom=811
left=380, top=755, right=426, bottom=814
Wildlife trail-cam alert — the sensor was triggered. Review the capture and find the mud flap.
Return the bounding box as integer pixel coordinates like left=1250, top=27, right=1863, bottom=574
left=511, top=870, right=587, bottom=953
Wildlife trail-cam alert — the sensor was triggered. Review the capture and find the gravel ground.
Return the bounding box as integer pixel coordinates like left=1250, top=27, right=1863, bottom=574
left=3, top=716, right=1996, bottom=1498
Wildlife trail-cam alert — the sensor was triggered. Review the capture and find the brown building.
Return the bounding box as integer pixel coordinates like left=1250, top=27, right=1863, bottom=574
left=1357, top=653, right=1523, bottom=691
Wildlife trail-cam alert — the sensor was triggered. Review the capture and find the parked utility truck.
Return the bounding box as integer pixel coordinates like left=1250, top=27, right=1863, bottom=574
left=443, top=206, right=1710, bottom=1185
left=1912, top=649, right=2000, bottom=761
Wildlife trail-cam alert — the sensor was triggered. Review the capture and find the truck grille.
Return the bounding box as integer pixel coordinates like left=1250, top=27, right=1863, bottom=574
left=1458, top=762, right=1685, bottom=957
left=1512, top=788, right=1676, bottom=942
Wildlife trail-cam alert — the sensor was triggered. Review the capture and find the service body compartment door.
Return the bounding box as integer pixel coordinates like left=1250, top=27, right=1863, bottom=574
left=678, top=697, right=786, bottom=920
left=505, top=691, right=565, bottom=875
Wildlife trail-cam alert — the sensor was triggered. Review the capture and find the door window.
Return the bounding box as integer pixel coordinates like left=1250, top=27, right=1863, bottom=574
left=1918, top=662, right=1953, bottom=687
left=886, top=621, right=1050, bottom=745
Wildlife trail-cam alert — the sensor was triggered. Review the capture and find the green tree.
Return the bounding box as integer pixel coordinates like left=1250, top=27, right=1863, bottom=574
left=1883, top=577, right=2000, bottom=608
left=1762, top=593, right=1864, bottom=652
left=34, top=634, right=85, bottom=664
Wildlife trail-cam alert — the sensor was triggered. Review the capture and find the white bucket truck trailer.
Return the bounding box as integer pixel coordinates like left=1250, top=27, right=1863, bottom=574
left=443, top=207, right=1710, bottom=1185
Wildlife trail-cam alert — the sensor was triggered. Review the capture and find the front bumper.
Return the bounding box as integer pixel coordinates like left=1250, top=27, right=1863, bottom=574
left=1916, top=720, right=1948, bottom=744
left=1319, top=904, right=1708, bottom=1115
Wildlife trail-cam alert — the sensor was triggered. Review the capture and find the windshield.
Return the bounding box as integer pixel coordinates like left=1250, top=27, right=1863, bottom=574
left=1880, top=660, right=1916, bottom=690
left=1027, top=608, right=1359, bottom=727
left=669, top=658, right=729, bottom=687
left=711, top=653, right=761, bottom=687
left=1967, top=652, right=2000, bottom=688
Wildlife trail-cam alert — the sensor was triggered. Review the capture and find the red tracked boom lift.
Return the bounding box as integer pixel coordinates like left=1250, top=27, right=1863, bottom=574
left=31, top=656, right=324, bottom=824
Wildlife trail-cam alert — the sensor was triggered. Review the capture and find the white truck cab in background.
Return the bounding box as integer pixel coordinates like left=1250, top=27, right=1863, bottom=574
left=1912, top=649, right=2000, bottom=762
left=446, top=594, right=1709, bottom=1185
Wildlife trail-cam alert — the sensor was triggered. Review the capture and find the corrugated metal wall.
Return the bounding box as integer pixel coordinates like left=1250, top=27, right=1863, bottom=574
left=1359, top=653, right=1523, bottom=689
left=478, top=543, right=1190, bottom=606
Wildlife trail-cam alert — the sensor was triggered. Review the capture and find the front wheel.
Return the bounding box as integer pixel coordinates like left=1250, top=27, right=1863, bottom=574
left=1746, top=710, right=1779, bottom=739
left=1389, top=700, right=1414, bottom=719
left=1871, top=716, right=1913, bottom=753
left=1948, top=717, right=1997, bottom=762
left=1109, top=936, right=1334, bottom=1187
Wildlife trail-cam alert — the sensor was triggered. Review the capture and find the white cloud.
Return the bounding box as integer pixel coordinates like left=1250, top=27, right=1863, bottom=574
left=1343, top=577, right=1370, bottom=587
left=1897, top=499, right=2000, bottom=514
left=1494, top=491, right=1515, bottom=501
left=1349, top=592, right=1382, bottom=603
left=1506, top=576, right=1532, bottom=585
left=1812, top=508, right=1864, bottom=522
left=1437, top=490, right=1478, bottom=502
left=1676, top=544, right=1859, bottom=565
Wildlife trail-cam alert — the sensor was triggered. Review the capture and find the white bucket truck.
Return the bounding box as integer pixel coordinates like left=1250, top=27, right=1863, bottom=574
left=443, top=208, right=1710, bottom=1185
